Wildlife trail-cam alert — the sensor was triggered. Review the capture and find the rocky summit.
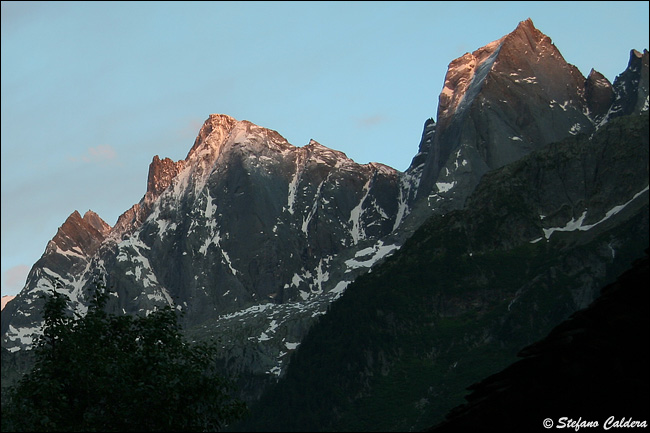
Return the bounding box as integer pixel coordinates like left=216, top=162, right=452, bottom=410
left=2, top=113, right=411, bottom=382
left=414, top=18, right=648, bottom=214
left=2, top=18, right=648, bottom=428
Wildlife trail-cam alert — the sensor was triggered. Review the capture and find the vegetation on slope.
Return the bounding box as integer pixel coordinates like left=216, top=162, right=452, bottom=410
left=1, top=281, right=247, bottom=432
left=235, top=113, right=649, bottom=432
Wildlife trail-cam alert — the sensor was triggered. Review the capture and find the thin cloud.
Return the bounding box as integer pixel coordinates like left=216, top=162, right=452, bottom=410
left=356, top=115, right=388, bottom=128
left=185, top=118, right=206, bottom=136
left=455, top=44, right=470, bottom=56
left=3, top=264, right=30, bottom=294
left=177, top=118, right=205, bottom=145
left=69, top=144, right=118, bottom=164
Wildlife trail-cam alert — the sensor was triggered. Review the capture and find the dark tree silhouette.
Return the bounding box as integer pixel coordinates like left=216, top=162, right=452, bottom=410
left=2, top=281, right=246, bottom=432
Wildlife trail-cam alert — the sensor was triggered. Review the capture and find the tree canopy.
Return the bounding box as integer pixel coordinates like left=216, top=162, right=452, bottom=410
left=1, top=281, right=246, bottom=432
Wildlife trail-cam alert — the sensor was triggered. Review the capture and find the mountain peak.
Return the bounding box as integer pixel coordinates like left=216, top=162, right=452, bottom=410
left=434, top=16, right=588, bottom=131
left=585, top=68, right=615, bottom=120
left=505, top=18, right=562, bottom=51
left=420, top=18, right=594, bottom=206
left=185, top=114, right=293, bottom=163
left=81, top=210, right=112, bottom=236
left=504, top=17, right=556, bottom=53
left=512, top=17, right=537, bottom=35
left=606, top=48, right=649, bottom=119
left=146, top=155, right=185, bottom=199
left=185, top=114, right=240, bottom=160
left=436, top=19, right=551, bottom=126
left=48, top=209, right=110, bottom=257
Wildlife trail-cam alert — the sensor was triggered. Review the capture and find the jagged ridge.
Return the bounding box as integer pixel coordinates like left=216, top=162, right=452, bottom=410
left=2, top=18, right=648, bottom=422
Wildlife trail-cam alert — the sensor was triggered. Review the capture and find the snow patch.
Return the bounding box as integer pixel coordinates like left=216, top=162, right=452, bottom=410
left=218, top=303, right=276, bottom=321
left=5, top=324, right=40, bottom=351
left=542, top=185, right=649, bottom=240
left=349, top=178, right=372, bottom=244
left=286, top=158, right=302, bottom=215
left=392, top=173, right=416, bottom=232
left=302, top=181, right=324, bottom=235
left=513, top=76, right=537, bottom=84
left=345, top=241, right=399, bottom=271
left=436, top=181, right=456, bottom=193
left=329, top=280, right=351, bottom=300
left=568, top=123, right=583, bottom=135
left=204, top=189, right=217, bottom=219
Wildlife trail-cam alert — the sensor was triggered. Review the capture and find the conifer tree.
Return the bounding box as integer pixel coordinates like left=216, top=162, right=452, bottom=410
left=2, top=280, right=246, bottom=432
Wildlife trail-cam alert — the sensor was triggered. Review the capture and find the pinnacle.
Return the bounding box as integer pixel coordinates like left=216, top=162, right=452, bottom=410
left=185, top=114, right=240, bottom=160
left=307, top=139, right=322, bottom=146
left=517, top=17, right=536, bottom=30
left=82, top=209, right=100, bottom=220
left=207, top=113, right=238, bottom=123
left=505, top=17, right=548, bottom=46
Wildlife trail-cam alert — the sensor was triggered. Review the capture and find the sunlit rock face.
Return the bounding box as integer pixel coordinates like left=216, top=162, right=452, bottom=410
left=1, top=17, right=647, bottom=400
left=1, top=296, right=16, bottom=311
left=418, top=18, right=593, bottom=209
left=96, top=115, right=405, bottom=320
left=1, top=210, right=111, bottom=350
left=146, top=155, right=186, bottom=200
left=414, top=19, right=648, bottom=215
left=1, top=114, right=409, bottom=380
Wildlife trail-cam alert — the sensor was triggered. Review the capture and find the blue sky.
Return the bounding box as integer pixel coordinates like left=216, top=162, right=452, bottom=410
left=2, top=1, right=649, bottom=297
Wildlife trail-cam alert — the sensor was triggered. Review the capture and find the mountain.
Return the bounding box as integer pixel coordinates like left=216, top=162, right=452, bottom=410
left=428, top=250, right=649, bottom=433
left=2, top=18, right=648, bottom=428
left=1, top=296, right=15, bottom=311
left=230, top=20, right=648, bottom=431
left=236, top=111, right=649, bottom=432
left=1, top=114, right=409, bottom=387
left=413, top=19, right=647, bottom=215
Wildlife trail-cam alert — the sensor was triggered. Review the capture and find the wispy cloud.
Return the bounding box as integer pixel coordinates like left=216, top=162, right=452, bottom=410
left=69, top=144, right=118, bottom=164
left=3, top=264, right=30, bottom=294
left=455, top=44, right=470, bottom=56
left=175, top=118, right=205, bottom=145
left=184, top=118, right=206, bottom=136
left=356, top=115, right=388, bottom=128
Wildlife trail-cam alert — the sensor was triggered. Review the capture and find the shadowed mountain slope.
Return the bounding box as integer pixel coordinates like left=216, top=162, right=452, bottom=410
left=235, top=113, right=648, bottom=432
left=428, top=250, right=649, bottom=432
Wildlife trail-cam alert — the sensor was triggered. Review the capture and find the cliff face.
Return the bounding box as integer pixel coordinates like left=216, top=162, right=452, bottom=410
left=604, top=49, right=650, bottom=121
left=1, top=210, right=111, bottom=348
left=413, top=20, right=648, bottom=217
left=1, top=113, right=409, bottom=385
left=1, top=18, right=648, bottom=424
left=239, top=112, right=649, bottom=432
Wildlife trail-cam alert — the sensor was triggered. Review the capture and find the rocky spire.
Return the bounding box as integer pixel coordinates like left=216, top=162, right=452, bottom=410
left=608, top=49, right=650, bottom=118
left=417, top=18, right=595, bottom=208
left=48, top=210, right=110, bottom=257
left=146, top=155, right=185, bottom=199
left=185, top=113, right=240, bottom=161
left=585, top=69, right=615, bottom=122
